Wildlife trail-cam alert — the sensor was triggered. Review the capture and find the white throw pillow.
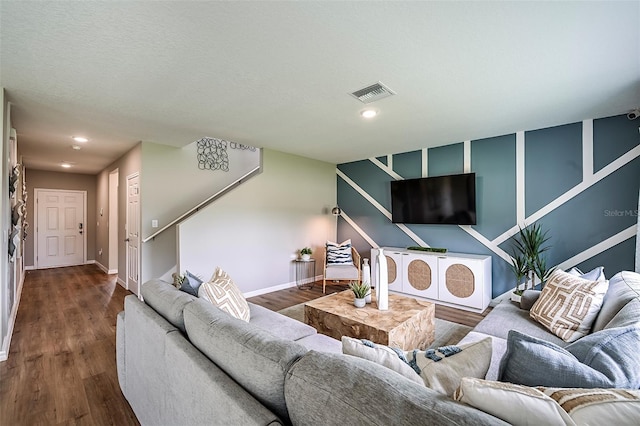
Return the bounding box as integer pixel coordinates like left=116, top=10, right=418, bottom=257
left=342, top=336, right=492, bottom=395
left=530, top=269, right=609, bottom=342
left=454, top=378, right=575, bottom=426
left=540, top=387, right=640, bottom=424
left=198, top=267, right=250, bottom=322
left=326, top=239, right=353, bottom=265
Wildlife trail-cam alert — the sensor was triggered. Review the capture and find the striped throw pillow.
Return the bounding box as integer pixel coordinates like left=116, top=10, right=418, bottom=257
left=198, top=267, right=250, bottom=322
left=326, top=239, right=353, bottom=265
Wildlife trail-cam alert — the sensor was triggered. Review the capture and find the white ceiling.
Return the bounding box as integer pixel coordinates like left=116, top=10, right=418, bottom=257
left=1, top=1, right=639, bottom=174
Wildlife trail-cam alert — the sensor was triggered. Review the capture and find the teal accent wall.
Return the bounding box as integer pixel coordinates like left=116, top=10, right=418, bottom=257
left=472, top=134, right=517, bottom=240
left=428, top=143, right=464, bottom=176
left=393, top=150, right=422, bottom=178
left=525, top=123, right=582, bottom=217
left=337, top=113, right=640, bottom=299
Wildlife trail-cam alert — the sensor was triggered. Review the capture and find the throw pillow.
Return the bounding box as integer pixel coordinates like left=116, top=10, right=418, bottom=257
left=568, top=266, right=606, bottom=282
left=198, top=267, right=250, bottom=322
left=342, top=336, right=492, bottom=395
left=540, top=387, right=640, bottom=425
left=178, top=270, right=203, bottom=297
left=406, top=338, right=492, bottom=396
left=498, top=330, right=636, bottom=388
left=565, top=325, right=640, bottom=388
left=326, top=239, right=353, bottom=265
left=453, top=378, right=574, bottom=426
left=530, top=269, right=609, bottom=342
left=341, top=337, right=424, bottom=385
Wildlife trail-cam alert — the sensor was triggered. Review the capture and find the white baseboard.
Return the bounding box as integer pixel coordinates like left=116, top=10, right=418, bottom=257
left=24, top=265, right=35, bottom=271
left=243, top=281, right=298, bottom=298
left=117, top=277, right=126, bottom=288
left=95, top=261, right=118, bottom=275
left=0, top=268, right=25, bottom=362
left=85, top=260, right=96, bottom=264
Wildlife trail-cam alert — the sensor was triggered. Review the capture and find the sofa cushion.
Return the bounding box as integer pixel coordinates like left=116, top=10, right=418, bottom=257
left=591, top=271, right=640, bottom=332
left=530, top=269, right=609, bottom=342
left=284, top=350, right=508, bottom=426
left=198, top=267, right=250, bottom=322
left=248, top=302, right=317, bottom=340
left=295, top=333, right=343, bottom=353
left=184, top=299, right=307, bottom=423
left=604, top=298, right=640, bottom=329
left=141, top=279, right=196, bottom=333
left=498, top=329, right=640, bottom=388
left=473, top=298, right=567, bottom=346
left=454, top=378, right=574, bottom=426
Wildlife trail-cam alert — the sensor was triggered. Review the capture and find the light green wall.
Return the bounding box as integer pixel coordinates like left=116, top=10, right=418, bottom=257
left=178, top=148, right=337, bottom=293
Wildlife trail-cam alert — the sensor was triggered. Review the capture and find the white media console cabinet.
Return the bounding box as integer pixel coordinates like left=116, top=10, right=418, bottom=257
left=370, top=247, right=492, bottom=313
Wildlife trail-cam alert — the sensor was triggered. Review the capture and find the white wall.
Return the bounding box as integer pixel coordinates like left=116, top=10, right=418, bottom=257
left=178, top=149, right=336, bottom=294
left=140, top=140, right=261, bottom=283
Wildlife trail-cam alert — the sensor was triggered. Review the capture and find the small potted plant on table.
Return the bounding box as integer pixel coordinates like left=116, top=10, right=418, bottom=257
left=300, top=247, right=312, bottom=261
left=349, top=281, right=371, bottom=308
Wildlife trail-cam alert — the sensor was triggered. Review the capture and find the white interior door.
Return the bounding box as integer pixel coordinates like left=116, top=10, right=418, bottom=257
left=36, top=189, right=86, bottom=269
left=126, top=173, right=140, bottom=296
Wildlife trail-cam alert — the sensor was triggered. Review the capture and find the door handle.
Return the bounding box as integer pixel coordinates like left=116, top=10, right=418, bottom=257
left=125, top=238, right=130, bottom=242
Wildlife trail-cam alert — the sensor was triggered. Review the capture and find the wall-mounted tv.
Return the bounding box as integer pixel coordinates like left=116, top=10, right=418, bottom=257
left=391, top=173, right=477, bottom=225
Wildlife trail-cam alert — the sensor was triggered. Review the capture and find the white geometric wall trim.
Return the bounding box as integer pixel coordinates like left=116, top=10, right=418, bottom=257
left=340, top=212, right=378, bottom=248
left=396, top=224, right=429, bottom=247
left=463, top=140, right=471, bottom=173
left=337, top=168, right=428, bottom=247
left=421, top=148, right=428, bottom=178
left=516, top=131, right=526, bottom=225
left=556, top=224, right=637, bottom=271
left=369, top=157, right=403, bottom=180
left=459, top=225, right=512, bottom=263
left=493, top=143, right=640, bottom=246
left=337, top=168, right=392, bottom=220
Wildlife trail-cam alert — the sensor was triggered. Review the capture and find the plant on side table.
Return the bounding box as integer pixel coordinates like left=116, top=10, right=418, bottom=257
left=349, top=281, right=371, bottom=308
left=300, top=247, right=312, bottom=261
left=509, top=223, right=555, bottom=304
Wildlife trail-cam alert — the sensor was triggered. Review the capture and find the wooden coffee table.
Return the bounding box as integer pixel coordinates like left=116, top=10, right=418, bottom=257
left=304, top=290, right=435, bottom=350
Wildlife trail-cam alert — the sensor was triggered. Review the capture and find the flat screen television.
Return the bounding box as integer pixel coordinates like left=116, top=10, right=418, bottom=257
left=390, top=173, right=477, bottom=225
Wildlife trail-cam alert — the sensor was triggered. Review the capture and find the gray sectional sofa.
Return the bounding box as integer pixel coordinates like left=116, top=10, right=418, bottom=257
left=116, top=270, right=640, bottom=425
left=116, top=279, right=505, bottom=425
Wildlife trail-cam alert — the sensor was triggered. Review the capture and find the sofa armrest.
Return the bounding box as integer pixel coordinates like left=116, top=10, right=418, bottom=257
left=520, top=290, right=542, bottom=311
left=116, top=310, right=126, bottom=394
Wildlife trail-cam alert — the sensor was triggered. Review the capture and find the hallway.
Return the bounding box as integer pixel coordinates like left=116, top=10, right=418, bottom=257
left=0, top=265, right=138, bottom=425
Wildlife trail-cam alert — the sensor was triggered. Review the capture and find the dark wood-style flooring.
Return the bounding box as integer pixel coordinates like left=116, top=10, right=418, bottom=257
left=1, top=266, right=489, bottom=425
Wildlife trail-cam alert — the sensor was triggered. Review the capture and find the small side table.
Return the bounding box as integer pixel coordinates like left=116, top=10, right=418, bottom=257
left=294, top=259, right=316, bottom=290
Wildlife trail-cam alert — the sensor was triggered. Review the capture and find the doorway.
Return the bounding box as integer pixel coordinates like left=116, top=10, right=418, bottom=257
left=126, top=172, right=140, bottom=296
left=108, top=169, right=119, bottom=275
left=35, top=189, right=86, bottom=269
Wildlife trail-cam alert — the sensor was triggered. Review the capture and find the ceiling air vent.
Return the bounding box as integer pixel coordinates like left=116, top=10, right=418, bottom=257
left=350, top=81, right=396, bottom=104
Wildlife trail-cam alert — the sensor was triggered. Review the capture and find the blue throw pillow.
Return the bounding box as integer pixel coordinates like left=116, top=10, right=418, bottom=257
left=326, top=240, right=353, bottom=266
left=498, top=330, right=613, bottom=388
left=179, top=270, right=203, bottom=297
left=565, top=325, right=640, bottom=388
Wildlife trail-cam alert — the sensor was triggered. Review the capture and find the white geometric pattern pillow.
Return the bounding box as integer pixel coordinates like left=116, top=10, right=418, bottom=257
left=326, top=239, right=353, bottom=265
left=198, top=267, right=250, bottom=322
left=530, top=269, right=609, bottom=342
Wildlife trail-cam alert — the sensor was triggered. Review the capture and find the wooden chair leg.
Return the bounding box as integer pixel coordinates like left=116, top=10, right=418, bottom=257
left=323, top=277, right=326, bottom=293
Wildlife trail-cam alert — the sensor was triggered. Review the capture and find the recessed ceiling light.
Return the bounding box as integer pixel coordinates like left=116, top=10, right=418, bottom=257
left=61, top=163, right=72, bottom=168
left=72, top=136, right=89, bottom=143
left=361, top=109, right=378, bottom=119
left=72, top=145, right=81, bottom=150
